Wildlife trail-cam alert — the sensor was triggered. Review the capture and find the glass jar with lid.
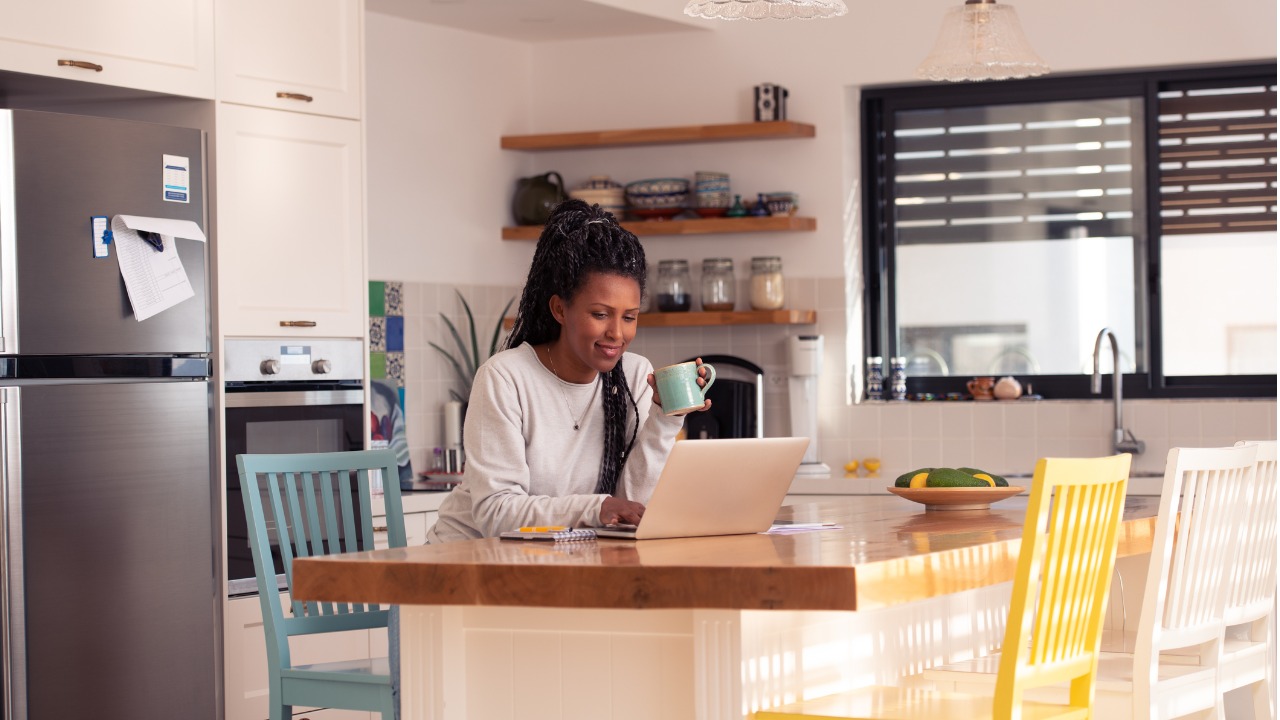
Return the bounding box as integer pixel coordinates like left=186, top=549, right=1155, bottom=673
left=654, top=259, right=693, bottom=312
left=749, top=256, right=785, bottom=310
left=700, top=258, right=735, bottom=312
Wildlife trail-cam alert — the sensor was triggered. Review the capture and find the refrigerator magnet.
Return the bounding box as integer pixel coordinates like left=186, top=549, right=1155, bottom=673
left=162, top=154, right=190, bottom=203
left=91, top=215, right=110, bottom=258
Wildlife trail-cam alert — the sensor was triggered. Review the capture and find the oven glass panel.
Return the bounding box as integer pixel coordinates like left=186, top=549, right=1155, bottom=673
left=225, top=400, right=364, bottom=595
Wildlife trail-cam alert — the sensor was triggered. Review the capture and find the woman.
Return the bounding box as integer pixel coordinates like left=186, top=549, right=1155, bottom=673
left=426, top=199, right=708, bottom=542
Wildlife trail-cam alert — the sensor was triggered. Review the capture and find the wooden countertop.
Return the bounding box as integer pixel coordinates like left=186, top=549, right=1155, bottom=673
left=291, top=495, right=1159, bottom=613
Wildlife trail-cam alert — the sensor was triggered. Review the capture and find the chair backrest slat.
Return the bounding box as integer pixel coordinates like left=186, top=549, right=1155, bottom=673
left=1229, top=440, right=1278, bottom=623
left=995, top=454, right=1130, bottom=717
left=236, top=450, right=406, bottom=671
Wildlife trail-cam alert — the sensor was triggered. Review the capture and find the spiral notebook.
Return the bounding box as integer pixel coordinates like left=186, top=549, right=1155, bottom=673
left=499, top=527, right=597, bottom=542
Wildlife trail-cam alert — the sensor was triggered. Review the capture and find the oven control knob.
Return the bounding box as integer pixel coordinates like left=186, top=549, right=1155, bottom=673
left=259, top=359, right=281, bottom=376
left=311, top=359, right=332, bottom=375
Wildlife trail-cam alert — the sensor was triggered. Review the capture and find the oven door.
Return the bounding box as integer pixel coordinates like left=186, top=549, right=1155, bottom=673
left=224, top=387, right=364, bottom=596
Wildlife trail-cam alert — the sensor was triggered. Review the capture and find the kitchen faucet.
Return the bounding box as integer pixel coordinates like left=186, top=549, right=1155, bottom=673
left=1091, top=328, right=1145, bottom=455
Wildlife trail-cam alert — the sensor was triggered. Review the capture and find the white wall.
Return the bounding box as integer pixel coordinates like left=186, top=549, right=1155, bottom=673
left=364, top=11, right=536, bottom=285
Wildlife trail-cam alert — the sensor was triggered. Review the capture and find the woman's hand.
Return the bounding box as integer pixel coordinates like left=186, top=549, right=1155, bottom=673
left=601, top=496, right=645, bottom=525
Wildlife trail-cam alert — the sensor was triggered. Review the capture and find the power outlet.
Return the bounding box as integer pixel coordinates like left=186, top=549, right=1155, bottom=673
left=766, top=373, right=788, bottom=393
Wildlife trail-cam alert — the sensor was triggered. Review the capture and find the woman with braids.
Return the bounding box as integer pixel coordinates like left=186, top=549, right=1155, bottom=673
left=426, top=199, right=709, bottom=543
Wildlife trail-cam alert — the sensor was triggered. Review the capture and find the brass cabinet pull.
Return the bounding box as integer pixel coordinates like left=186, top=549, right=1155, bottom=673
left=279, top=320, right=317, bottom=328
left=372, top=526, right=388, bottom=533
left=276, top=91, right=314, bottom=103
left=58, top=59, right=103, bottom=72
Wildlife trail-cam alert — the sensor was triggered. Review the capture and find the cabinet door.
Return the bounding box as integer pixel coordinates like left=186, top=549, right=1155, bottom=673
left=217, top=103, right=366, bottom=338
left=224, top=593, right=372, bottom=720
left=0, top=0, right=214, bottom=98
left=216, top=0, right=362, bottom=119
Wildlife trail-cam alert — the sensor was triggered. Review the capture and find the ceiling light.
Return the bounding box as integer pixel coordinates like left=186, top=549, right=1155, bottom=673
left=917, top=0, right=1049, bottom=82
left=684, top=0, right=848, bottom=21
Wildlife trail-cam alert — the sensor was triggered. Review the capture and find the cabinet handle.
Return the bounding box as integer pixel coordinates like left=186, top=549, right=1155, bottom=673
left=279, top=320, right=317, bottom=328
left=58, top=59, right=103, bottom=72
left=373, top=526, right=388, bottom=533
left=276, top=91, right=314, bottom=103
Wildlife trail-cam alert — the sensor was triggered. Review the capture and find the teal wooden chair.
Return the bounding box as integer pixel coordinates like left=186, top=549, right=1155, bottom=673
left=237, top=450, right=406, bottom=720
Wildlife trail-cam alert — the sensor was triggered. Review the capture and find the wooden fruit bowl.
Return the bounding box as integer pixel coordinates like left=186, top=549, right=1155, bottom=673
left=886, top=486, right=1025, bottom=511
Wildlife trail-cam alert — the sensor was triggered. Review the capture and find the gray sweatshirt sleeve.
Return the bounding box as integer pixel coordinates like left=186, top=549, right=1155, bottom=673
left=617, top=357, right=685, bottom=504
left=463, top=360, right=607, bottom=537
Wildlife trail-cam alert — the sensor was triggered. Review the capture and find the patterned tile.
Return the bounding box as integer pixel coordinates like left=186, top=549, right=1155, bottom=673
left=385, top=281, right=404, bottom=316
left=386, top=352, right=405, bottom=385
left=370, top=352, right=387, bottom=380
left=368, top=281, right=386, bottom=317
left=369, top=316, right=386, bottom=352
left=385, top=315, right=404, bottom=352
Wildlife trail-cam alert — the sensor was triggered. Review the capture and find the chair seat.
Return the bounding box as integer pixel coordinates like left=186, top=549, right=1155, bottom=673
left=282, top=655, right=392, bottom=685
left=752, top=685, right=1089, bottom=720
left=925, top=652, right=1214, bottom=695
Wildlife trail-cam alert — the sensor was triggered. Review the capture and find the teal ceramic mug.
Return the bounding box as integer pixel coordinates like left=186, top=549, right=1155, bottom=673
left=654, top=360, right=716, bottom=416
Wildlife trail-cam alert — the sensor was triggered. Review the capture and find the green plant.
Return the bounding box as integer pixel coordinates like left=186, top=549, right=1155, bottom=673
left=429, top=289, right=515, bottom=403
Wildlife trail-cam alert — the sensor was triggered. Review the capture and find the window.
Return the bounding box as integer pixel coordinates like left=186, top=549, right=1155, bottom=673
left=861, top=62, right=1276, bottom=399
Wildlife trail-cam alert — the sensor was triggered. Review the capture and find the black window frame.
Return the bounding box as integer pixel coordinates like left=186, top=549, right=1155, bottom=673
left=861, top=60, right=1278, bottom=400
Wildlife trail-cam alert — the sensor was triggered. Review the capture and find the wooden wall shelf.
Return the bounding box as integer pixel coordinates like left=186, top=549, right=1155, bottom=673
left=503, top=309, right=816, bottom=330
left=502, top=215, right=816, bottom=240
left=500, top=120, right=815, bottom=151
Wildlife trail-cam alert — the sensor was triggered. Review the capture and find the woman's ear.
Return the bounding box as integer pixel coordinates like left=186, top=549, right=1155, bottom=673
left=548, top=294, right=566, bottom=325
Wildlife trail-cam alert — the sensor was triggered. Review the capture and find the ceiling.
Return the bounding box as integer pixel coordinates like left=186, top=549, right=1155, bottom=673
left=367, top=0, right=708, bottom=43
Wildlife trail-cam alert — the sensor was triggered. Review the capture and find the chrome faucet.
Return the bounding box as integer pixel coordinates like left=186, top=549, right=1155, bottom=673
left=1091, top=328, right=1145, bottom=455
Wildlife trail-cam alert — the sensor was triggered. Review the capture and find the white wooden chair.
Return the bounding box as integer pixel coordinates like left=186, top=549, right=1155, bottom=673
left=1220, top=440, right=1277, bottom=718
left=926, top=444, right=1257, bottom=720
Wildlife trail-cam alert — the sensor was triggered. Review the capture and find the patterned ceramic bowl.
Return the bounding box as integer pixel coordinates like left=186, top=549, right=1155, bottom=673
left=626, top=177, right=690, bottom=197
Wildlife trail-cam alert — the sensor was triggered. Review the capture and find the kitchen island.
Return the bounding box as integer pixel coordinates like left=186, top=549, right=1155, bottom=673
left=292, top=495, right=1159, bottom=720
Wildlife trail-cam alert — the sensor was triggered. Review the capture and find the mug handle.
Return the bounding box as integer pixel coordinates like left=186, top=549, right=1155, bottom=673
left=697, top=363, right=716, bottom=398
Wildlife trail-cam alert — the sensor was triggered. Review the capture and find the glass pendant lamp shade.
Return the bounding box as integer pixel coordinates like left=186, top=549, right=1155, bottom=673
left=684, top=0, right=848, bottom=20
left=917, top=0, right=1049, bottom=82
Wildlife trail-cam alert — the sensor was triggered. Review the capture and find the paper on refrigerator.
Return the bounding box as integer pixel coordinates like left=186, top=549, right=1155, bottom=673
left=112, top=215, right=206, bottom=322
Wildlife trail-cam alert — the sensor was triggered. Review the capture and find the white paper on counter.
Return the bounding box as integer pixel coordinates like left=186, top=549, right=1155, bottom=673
left=112, top=214, right=196, bottom=322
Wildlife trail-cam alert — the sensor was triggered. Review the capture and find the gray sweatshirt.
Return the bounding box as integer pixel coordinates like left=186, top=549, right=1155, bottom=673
left=426, top=342, right=685, bottom=543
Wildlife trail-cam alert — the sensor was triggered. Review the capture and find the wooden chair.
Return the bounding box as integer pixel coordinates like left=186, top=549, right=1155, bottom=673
left=753, top=454, right=1131, bottom=720
left=237, top=450, right=406, bottom=720
left=925, top=445, right=1257, bottom=720
left=1220, top=440, right=1277, bottom=718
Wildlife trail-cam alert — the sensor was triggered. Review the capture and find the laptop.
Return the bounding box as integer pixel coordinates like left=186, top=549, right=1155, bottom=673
left=594, top=436, right=810, bottom=540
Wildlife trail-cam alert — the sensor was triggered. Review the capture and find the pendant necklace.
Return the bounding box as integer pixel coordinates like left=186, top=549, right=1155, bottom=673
left=545, top=346, right=599, bottom=431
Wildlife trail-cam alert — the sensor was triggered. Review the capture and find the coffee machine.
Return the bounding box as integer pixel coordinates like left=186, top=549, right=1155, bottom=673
left=788, top=335, right=830, bottom=475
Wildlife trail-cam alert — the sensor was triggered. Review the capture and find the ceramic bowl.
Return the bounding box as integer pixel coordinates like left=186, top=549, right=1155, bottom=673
left=626, top=177, right=690, bottom=197
left=766, top=199, right=795, bottom=216
left=696, top=191, right=732, bottom=208
left=764, top=191, right=799, bottom=210
left=628, top=192, right=687, bottom=209
left=886, top=486, right=1025, bottom=511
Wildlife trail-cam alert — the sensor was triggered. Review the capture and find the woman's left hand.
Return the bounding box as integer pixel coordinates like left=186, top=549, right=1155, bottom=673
left=646, top=357, right=712, bottom=413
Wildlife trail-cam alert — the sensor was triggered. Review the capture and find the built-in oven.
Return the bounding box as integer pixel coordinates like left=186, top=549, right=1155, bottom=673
left=223, top=338, right=365, bottom=596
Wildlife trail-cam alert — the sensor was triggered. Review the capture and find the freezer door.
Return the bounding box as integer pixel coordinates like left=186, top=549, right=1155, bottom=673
left=2, top=380, right=216, bottom=720
left=0, top=110, right=208, bottom=355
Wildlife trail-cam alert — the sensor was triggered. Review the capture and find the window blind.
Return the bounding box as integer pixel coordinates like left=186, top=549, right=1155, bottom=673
left=1158, top=79, right=1277, bottom=235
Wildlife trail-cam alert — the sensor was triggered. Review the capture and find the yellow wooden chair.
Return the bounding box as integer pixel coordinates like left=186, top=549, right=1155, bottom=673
left=753, top=454, right=1131, bottom=720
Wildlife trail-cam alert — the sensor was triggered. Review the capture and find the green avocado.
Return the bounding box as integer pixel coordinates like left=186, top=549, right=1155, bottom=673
left=895, top=468, right=933, bottom=488
left=926, top=467, right=989, bottom=488
left=958, top=467, right=1009, bottom=487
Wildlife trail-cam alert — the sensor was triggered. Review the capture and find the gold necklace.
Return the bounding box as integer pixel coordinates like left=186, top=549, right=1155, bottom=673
left=545, top=346, right=599, bottom=431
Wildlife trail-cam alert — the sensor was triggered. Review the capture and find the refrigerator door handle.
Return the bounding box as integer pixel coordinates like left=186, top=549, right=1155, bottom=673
left=1, top=387, right=25, bottom=720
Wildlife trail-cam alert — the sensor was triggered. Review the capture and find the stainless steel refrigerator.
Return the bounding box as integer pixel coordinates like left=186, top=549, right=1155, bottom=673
left=0, top=110, right=216, bottom=720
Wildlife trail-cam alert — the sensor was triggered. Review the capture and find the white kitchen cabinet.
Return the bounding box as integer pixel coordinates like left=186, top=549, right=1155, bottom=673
left=215, top=0, right=363, bottom=120
left=0, top=1, right=214, bottom=98
left=224, top=593, right=373, bottom=720
left=216, top=102, right=366, bottom=338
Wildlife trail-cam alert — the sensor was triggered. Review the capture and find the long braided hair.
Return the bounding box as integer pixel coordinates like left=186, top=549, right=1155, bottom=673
left=506, top=199, right=646, bottom=496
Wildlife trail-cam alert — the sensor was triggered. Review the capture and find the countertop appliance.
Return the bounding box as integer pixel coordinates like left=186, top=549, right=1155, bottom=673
left=0, top=110, right=216, bottom=720
left=682, top=354, right=764, bottom=440
left=788, top=335, right=830, bottom=475
left=223, top=338, right=365, bottom=597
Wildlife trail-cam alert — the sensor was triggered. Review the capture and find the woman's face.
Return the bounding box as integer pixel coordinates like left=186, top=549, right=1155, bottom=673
left=550, top=272, right=642, bottom=381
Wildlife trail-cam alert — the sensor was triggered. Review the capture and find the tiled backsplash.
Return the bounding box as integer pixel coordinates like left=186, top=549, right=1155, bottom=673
left=391, top=277, right=1276, bottom=479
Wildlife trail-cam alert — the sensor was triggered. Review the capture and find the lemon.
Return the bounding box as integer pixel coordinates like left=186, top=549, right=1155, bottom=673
left=972, top=473, right=997, bottom=487
left=909, top=471, right=930, bottom=488
left=844, top=460, right=860, bottom=474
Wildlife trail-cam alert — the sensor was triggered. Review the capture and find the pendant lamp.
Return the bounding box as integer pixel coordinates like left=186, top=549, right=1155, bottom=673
left=684, top=0, right=848, bottom=20
left=917, top=0, right=1049, bottom=82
